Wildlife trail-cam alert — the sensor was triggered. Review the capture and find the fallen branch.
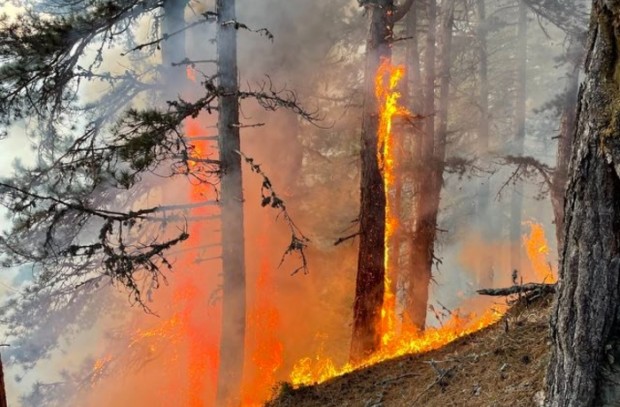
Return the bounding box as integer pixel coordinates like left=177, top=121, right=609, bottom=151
left=477, top=283, right=556, bottom=297
left=377, top=372, right=418, bottom=386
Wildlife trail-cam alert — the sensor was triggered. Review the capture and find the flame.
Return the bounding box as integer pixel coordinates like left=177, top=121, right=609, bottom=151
left=289, top=59, right=507, bottom=389
left=90, top=355, right=113, bottom=386
left=523, top=221, right=556, bottom=283
left=376, top=58, right=408, bottom=347
left=241, top=224, right=284, bottom=406
left=290, top=307, right=504, bottom=386
left=186, top=66, right=197, bottom=83
left=84, top=57, right=514, bottom=406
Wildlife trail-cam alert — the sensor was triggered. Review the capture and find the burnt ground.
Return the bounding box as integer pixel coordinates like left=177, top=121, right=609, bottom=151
left=267, top=295, right=552, bottom=407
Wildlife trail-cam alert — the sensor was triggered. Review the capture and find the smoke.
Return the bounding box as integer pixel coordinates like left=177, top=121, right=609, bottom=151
left=0, top=0, right=572, bottom=405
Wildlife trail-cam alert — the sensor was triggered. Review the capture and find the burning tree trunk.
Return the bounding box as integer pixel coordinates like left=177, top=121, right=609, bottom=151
left=550, top=35, right=583, bottom=254
left=350, top=0, right=394, bottom=363
left=0, top=353, right=6, bottom=407
left=545, top=3, right=620, bottom=405
left=407, top=0, right=456, bottom=332
left=216, top=0, right=247, bottom=404
left=510, top=0, right=527, bottom=272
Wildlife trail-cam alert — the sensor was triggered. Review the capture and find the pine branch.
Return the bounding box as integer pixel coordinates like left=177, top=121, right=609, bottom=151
left=237, top=151, right=310, bottom=275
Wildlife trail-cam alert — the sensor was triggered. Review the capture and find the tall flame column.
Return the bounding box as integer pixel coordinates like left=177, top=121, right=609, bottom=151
left=350, top=0, right=394, bottom=362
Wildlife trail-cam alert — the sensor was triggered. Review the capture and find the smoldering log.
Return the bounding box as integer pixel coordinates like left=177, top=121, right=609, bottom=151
left=477, top=283, right=556, bottom=297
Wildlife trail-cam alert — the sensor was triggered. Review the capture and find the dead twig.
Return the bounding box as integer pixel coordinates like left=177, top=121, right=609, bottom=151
left=412, top=364, right=455, bottom=404
left=377, top=372, right=418, bottom=386
left=477, top=283, right=556, bottom=297
left=334, top=232, right=360, bottom=246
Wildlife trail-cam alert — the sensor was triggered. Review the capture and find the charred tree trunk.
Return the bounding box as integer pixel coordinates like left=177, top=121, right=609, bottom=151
left=350, top=0, right=394, bottom=362
left=551, top=36, right=583, bottom=255
left=0, top=353, right=7, bottom=407
left=546, top=3, right=620, bottom=406
left=216, top=0, right=246, bottom=404
left=510, top=0, right=527, bottom=272
left=475, top=0, right=494, bottom=288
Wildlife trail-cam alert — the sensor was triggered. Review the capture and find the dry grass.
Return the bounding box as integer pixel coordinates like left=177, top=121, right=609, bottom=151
left=267, top=295, right=552, bottom=407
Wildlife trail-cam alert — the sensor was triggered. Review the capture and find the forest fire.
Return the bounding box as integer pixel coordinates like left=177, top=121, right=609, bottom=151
left=290, top=307, right=504, bottom=387
left=241, top=225, right=284, bottom=406
left=376, top=59, right=407, bottom=347
left=0, top=0, right=609, bottom=404
left=524, top=221, right=557, bottom=283
left=288, top=60, right=506, bottom=388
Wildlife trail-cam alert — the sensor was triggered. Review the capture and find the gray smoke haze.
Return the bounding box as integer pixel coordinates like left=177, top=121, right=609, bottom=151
left=0, top=0, right=584, bottom=405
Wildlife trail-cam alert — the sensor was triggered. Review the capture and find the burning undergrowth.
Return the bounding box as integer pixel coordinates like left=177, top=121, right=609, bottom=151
left=268, top=294, right=553, bottom=407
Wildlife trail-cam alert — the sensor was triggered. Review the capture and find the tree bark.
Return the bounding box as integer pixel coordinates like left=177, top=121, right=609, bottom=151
left=510, top=0, right=527, bottom=273
left=546, top=3, right=620, bottom=406
left=551, top=35, right=583, bottom=255
left=407, top=0, right=437, bottom=332
left=0, top=353, right=7, bottom=407
left=350, top=0, right=394, bottom=362
left=216, top=0, right=246, bottom=404
left=406, top=3, right=423, bottom=114
left=407, top=0, right=455, bottom=332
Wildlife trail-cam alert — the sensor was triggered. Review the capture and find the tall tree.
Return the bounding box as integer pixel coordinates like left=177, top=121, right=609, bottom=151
left=215, top=0, right=246, bottom=404
left=350, top=0, right=414, bottom=361
left=406, top=0, right=457, bottom=332
left=550, top=35, right=584, bottom=254
left=0, top=353, right=6, bottom=407
left=475, top=0, right=494, bottom=288
left=350, top=0, right=394, bottom=362
left=546, top=2, right=620, bottom=405
left=510, top=0, right=528, bottom=272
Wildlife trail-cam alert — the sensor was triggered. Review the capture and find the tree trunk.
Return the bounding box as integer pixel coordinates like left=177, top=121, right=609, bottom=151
left=406, top=3, right=423, bottom=114
left=546, top=3, right=620, bottom=406
left=407, top=0, right=440, bottom=332
left=551, top=35, right=583, bottom=255
left=408, top=0, right=454, bottom=331
left=350, top=0, right=394, bottom=362
left=510, top=0, right=527, bottom=273
left=475, top=0, right=494, bottom=288
left=216, top=0, right=246, bottom=404
left=0, top=353, right=7, bottom=407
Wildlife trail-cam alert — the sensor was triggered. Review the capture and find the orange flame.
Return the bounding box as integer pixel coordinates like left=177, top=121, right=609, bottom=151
left=523, top=221, right=557, bottom=283
left=289, top=59, right=507, bottom=389
left=241, top=225, right=284, bottom=406
left=376, top=59, right=408, bottom=347
left=290, top=307, right=504, bottom=386
left=90, top=355, right=113, bottom=386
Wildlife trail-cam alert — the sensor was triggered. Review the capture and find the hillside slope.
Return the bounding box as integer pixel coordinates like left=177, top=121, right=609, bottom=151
left=268, top=296, right=551, bottom=407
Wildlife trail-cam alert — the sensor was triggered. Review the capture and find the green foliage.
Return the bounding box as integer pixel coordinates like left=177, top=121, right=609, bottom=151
left=0, top=0, right=160, bottom=133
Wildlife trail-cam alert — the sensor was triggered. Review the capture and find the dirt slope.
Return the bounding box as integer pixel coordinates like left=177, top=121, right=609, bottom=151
left=268, top=296, right=551, bottom=407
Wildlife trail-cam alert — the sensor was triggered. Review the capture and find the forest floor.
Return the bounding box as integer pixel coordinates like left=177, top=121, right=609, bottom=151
left=267, top=295, right=552, bottom=407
